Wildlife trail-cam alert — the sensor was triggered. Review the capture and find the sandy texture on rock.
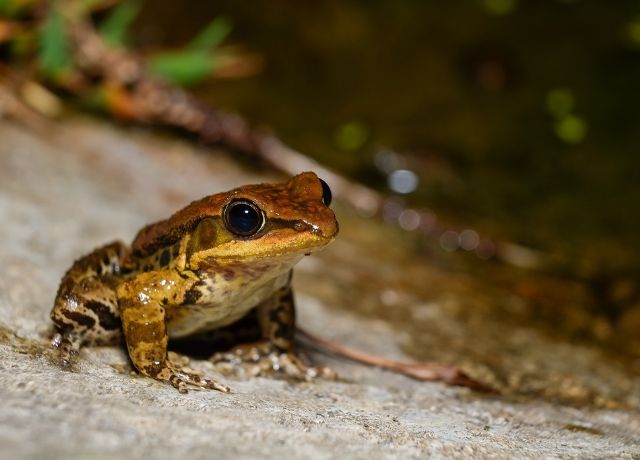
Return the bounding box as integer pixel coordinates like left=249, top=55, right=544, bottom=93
left=0, top=118, right=638, bottom=459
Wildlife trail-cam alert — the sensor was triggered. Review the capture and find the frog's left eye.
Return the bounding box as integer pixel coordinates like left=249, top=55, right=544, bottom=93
left=224, top=200, right=265, bottom=237
left=319, top=178, right=332, bottom=206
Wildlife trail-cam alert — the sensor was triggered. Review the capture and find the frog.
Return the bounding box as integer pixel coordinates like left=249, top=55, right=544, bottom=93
left=50, top=172, right=338, bottom=393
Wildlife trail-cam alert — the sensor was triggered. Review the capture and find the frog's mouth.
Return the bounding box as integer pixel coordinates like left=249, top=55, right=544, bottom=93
left=220, top=214, right=338, bottom=259
left=190, top=228, right=336, bottom=266
left=234, top=230, right=336, bottom=260
left=261, top=216, right=338, bottom=241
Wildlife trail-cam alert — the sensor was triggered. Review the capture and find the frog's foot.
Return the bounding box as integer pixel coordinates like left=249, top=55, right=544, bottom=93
left=50, top=330, right=81, bottom=368
left=210, top=342, right=336, bottom=381
left=149, top=361, right=230, bottom=394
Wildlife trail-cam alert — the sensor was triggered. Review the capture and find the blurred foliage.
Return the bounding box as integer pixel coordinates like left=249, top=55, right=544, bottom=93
left=98, top=0, right=140, bottom=46
left=149, top=15, right=232, bottom=86
left=38, top=7, right=72, bottom=79
left=188, top=15, right=232, bottom=51
left=0, top=0, right=233, bottom=87
left=0, top=0, right=32, bottom=16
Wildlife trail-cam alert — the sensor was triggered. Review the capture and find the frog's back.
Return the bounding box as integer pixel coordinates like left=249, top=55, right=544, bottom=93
left=130, top=194, right=227, bottom=258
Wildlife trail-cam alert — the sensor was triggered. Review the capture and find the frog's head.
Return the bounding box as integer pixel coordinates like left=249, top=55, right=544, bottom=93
left=207, top=171, right=337, bottom=259
left=148, top=172, right=338, bottom=268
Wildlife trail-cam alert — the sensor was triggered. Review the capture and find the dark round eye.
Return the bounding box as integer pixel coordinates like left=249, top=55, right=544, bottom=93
left=224, top=200, right=264, bottom=236
left=319, top=178, right=332, bottom=206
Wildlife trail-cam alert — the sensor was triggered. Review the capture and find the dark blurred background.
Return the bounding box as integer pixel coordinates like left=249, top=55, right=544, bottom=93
left=133, top=0, right=640, bottom=322
left=135, top=1, right=639, bottom=266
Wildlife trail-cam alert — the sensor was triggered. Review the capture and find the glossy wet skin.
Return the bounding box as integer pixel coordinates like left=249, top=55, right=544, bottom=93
left=130, top=171, right=337, bottom=261
left=51, top=172, right=338, bottom=393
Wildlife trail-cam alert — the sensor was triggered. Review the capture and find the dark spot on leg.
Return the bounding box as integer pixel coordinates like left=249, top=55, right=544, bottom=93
left=159, top=249, right=171, bottom=267
left=86, top=300, right=121, bottom=330
left=216, top=268, right=234, bottom=281
left=269, top=308, right=283, bottom=323
left=62, top=310, right=96, bottom=328
left=182, top=288, right=202, bottom=305
left=275, top=322, right=294, bottom=342
left=141, top=359, right=165, bottom=378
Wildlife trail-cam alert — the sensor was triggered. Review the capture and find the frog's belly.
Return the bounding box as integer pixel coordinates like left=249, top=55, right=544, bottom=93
left=166, top=301, right=257, bottom=338
left=165, top=272, right=289, bottom=338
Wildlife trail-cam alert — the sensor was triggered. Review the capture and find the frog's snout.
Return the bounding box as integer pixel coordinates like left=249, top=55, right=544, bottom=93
left=310, top=215, right=339, bottom=240
left=293, top=213, right=338, bottom=240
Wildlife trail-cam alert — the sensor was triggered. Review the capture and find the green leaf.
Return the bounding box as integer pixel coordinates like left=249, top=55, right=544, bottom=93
left=188, top=15, right=232, bottom=51
left=98, top=0, right=140, bottom=46
left=39, top=8, right=72, bottom=78
left=149, top=50, right=216, bottom=87
left=148, top=16, right=233, bottom=87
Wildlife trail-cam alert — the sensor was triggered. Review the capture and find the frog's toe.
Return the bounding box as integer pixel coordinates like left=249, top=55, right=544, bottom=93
left=156, top=363, right=230, bottom=393
left=180, top=372, right=230, bottom=393
left=50, top=331, right=80, bottom=368
left=202, top=378, right=231, bottom=392
left=274, top=352, right=336, bottom=381
left=167, top=375, right=189, bottom=393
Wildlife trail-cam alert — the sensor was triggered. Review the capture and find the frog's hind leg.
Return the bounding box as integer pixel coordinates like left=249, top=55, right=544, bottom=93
left=50, top=242, right=127, bottom=366
left=211, top=281, right=335, bottom=380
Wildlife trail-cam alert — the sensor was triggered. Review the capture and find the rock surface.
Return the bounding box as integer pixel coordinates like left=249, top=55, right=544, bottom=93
left=0, top=117, right=639, bottom=459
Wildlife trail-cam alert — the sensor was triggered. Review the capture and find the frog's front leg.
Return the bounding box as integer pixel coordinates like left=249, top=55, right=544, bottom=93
left=212, top=281, right=335, bottom=380
left=51, top=242, right=127, bottom=366
left=117, top=273, right=229, bottom=393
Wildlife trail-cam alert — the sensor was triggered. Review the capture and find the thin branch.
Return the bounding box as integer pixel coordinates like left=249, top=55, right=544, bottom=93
left=298, top=327, right=496, bottom=393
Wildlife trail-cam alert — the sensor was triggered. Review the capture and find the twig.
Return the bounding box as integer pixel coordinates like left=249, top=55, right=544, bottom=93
left=298, top=327, right=496, bottom=393
left=65, top=23, right=384, bottom=216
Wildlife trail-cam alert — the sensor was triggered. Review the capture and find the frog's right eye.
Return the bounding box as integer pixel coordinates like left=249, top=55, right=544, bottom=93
left=223, top=199, right=265, bottom=237
left=319, top=178, right=332, bottom=206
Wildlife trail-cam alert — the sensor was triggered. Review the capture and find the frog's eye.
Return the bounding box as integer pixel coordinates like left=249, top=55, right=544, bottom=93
left=224, top=200, right=265, bottom=237
left=319, top=178, right=332, bottom=206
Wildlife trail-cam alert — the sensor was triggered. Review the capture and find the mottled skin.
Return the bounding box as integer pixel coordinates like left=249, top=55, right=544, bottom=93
left=51, top=172, right=338, bottom=393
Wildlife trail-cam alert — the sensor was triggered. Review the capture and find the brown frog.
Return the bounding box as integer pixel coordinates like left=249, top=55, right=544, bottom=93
left=50, top=172, right=337, bottom=393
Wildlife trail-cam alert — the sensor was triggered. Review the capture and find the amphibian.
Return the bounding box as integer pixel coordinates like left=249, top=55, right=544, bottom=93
left=51, top=172, right=337, bottom=393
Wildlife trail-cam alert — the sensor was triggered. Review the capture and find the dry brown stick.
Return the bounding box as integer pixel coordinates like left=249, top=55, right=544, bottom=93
left=297, top=327, right=496, bottom=393
left=64, top=23, right=386, bottom=217
left=65, top=23, right=547, bottom=269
